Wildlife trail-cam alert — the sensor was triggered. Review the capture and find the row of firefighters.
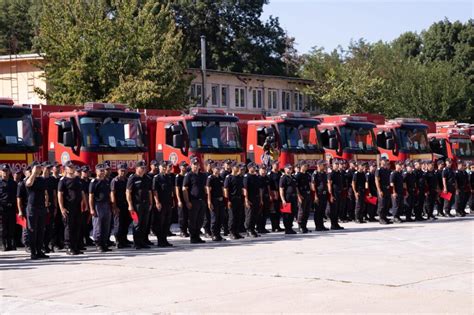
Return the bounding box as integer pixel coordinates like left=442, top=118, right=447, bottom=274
left=0, top=157, right=472, bottom=260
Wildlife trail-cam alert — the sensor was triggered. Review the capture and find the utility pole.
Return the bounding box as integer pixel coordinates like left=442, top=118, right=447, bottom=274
left=200, top=35, right=206, bottom=107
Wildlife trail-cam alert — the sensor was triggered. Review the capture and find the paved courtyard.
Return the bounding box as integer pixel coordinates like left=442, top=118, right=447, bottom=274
left=1, top=216, right=473, bottom=313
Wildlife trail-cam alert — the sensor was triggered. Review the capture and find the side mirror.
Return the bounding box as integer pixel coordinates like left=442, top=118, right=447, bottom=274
left=171, top=124, right=183, bottom=134
left=34, top=132, right=43, bottom=146
left=63, top=131, right=74, bottom=147
left=173, top=134, right=184, bottom=148
left=386, top=138, right=394, bottom=150
left=329, top=137, right=338, bottom=150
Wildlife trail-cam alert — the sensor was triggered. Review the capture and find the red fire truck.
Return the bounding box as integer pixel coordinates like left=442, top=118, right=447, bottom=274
left=316, top=114, right=379, bottom=162
left=0, top=97, right=42, bottom=169
left=428, top=122, right=474, bottom=167
left=372, top=118, right=433, bottom=165
left=154, top=108, right=245, bottom=168
left=241, top=112, right=324, bottom=169
left=43, top=102, right=148, bottom=171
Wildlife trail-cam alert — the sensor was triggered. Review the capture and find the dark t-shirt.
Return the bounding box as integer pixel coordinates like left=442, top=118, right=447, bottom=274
left=126, top=174, right=151, bottom=206
left=26, top=176, right=46, bottom=208
left=44, top=176, right=57, bottom=206
left=89, top=178, right=111, bottom=203
left=442, top=168, right=456, bottom=189
left=279, top=174, right=297, bottom=201
left=312, top=171, right=328, bottom=194
left=268, top=170, right=282, bottom=193
left=0, top=178, right=17, bottom=205
left=258, top=175, right=271, bottom=198
left=352, top=171, right=366, bottom=192
left=183, top=171, right=206, bottom=200
left=295, top=172, right=311, bottom=194
left=328, top=170, right=343, bottom=193
left=425, top=170, right=438, bottom=192
left=110, top=176, right=127, bottom=206
left=375, top=167, right=391, bottom=190
left=58, top=176, right=83, bottom=208
left=153, top=173, right=173, bottom=203
left=224, top=174, right=243, bottom=198
left=206, top=175, right=224, bottom=199
left=366, top=171, right=377, bottom=195
left=243, top=173, right=260, bottom=201
left=455, top=170, right=468, bottom=190
left=17, top=179, right=27, bottom=203
left=403, top=172, right=417, bottom=193
left=390, top=171, right=404, bottom=194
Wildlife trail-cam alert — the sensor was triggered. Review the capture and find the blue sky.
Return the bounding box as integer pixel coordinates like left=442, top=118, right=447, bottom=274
left=262, top=0, right=473, bottom=54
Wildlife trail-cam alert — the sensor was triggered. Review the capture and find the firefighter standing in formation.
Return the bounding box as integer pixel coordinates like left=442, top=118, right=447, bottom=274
left=0, top=156, right=471, bottom=259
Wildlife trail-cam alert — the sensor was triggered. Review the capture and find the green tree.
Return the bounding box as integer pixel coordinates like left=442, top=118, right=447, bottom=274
left=392, top=31, right=422, bottom=59
left=169, top=0, right=293, bottom=76
left=36, top=0, right=191, bottom=108
left=0, top=0, right=38, bottom=54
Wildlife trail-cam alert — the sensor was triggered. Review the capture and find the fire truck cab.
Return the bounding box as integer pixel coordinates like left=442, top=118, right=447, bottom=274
left=428, top=123, right=473, bottom=167
left=155, top=108, right=245, bottom=168
left=374, top=118, right=432, bottom=165
left=317, top=114, right=379, bottom=163
left=0, top=97, right=42, bottom=169
left=242, top=112, right=324, bottom=169
left=46, top=102, right=147, bottom=171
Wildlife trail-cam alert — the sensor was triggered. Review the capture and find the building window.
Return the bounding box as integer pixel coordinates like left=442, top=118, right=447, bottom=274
left=294, top=92, right=304, bottom=111
left=235, top=87, right=245, bottom=108
left=221, top=86, right=228, bottom=107
left=190, top=83, right=202, bottom=105
left=282, top=91, right=291, bottom=111
left=211, top=84, right=219, bottom=106
left=252, top=89, right=263, bottom=109
left=268, top=89, right=278, bottom=111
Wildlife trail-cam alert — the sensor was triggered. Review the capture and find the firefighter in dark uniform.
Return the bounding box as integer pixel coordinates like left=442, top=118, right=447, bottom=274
left=80, top=165, right=94, bottom=248
left=279, top=163, right=297, bottom=234
left=206, top=162, right=226, bottom=241
left=25, top=161, right=49, bottom=259
left=111, top=163, right=132, bottom=248
left=442, top=159, right=456, bottom=217
left=152, top=161, right=174, bottom=247
left=13, top=167, right=24, bottom=248
left=220, top=159, right=232, bottom=236
left=202, top=159, right=214, bottom=238
left=89, top=163, right=113, bottom=252
left=59, top=161, right=87, bottom=255
left=183, top=157, right=207, bottom=244
left=175, top=161, right=190, bottom=238
left=454, top=162, right=468, bottom=217
left=435, top=160, right=446, bottom=216
left=352, top=161, right=368, bottom=223
left=243, top=162, right=262, bottom=237
left=390, top=161, right=405, bottom=223
left=403, top=162, right=416, bottom=222
left=144, top=160, right=159, bottom=246
left=256, top=164, right=271, bottom=234
left=268, top=160, right=283, bottom=232
left=328, top=160, right=345, bottom=230
left=375, top=157, right=392, bottom=224
left=0, top=164, right=17, bottom=251
left=50, top=162, right=64, bottom=249
left=41, top=162, right=57, bottom=253
left=424, top=161, right=438, bottom=220
left=224, top=162, right=244, bottom=239
left=311, top=160, right=330, bottom=230
left=365, top=161, right=378, bottom=222
left=345, top=160, right=357, bottom=221
left=414, top=161, right=427, bottom=221
left=126, top=160, right=153, bottom=249
left=238, top=163, right=247, bottom=233
left=295, top=161, right=312, bottom=233
left=17, top=166, right=31, bottom=251
left=165, top=162, right=176, bottom=237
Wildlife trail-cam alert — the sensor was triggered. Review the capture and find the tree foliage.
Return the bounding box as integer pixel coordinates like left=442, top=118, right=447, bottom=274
left=35, top=0, right=191, bottom=108
left=301, top=19, right=473, bottom=122
left=169, top=0, right=295, bottom=76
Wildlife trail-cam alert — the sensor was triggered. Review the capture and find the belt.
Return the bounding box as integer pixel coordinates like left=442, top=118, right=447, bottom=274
left=212, top=197, right=224, bottom=201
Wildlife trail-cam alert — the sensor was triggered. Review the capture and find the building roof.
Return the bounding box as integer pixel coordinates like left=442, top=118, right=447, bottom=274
left=0, top=53, right=44, bottom=63
left=187, top=68, right=314, bottom=84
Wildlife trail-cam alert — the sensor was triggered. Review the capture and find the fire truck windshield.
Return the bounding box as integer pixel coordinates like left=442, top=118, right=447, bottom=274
left=0, top=114, right=35, bottom=147
left=79, top=116, right=144, bottom=149
left=398, top=127, right=429, bottom=152
left=340, top=125, right=376, bottom=151
left=278, top=122, right=320, bottom=151
left=186, top=120, right=242, bottom=151
left=451, top=138, right=473, bottom=157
